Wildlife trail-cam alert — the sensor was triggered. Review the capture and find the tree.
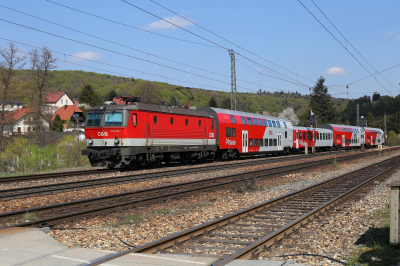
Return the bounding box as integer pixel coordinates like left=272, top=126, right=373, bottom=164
left=30, top=46, right=57, bottom=144
left=366, top=111, right=375, bottom=127
left=208, top=97, right=218, bottom=108
left=221, top=98, right=231, bottom=109
left=309, top=76, right=337, bottom=125
left=137, top=81, right=160, bottom=103
left=170, top=95, right=181, bottom=107
left=80, top=83, right=102, bottom=107
left=52, top=114, right=64, bottom=132
left=372, top=93, right=381, bottom=102
left=280, top=107, right=299, bottom=125
left=0, top=43, right=26, bottom=149
left=106, top=90, right=117, bottom=101
left=344, top=119, right=350, bottom=125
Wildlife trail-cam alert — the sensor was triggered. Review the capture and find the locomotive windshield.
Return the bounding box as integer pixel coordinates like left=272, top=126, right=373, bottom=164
left=104, top=111, right=123, bottom=126
left=86, top=112, right=101, bottom=126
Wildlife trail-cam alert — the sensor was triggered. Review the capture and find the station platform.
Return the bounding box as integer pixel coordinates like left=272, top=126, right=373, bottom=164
left=0, top=227, right=304, bottom=266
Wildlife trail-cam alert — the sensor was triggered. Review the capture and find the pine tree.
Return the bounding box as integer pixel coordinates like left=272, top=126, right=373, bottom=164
left=170, top=96, right=181, bottom=107
left=310, top=77, right=337, bottom=125
left=52, top=114, right=64, bottom=132
left=106, top=90, right=117, bottom=101
left=80, top=83, right=102, bottom=107
left=366, top=111, right=375, bottom=127
left=208, top=97, right=218, bottom=108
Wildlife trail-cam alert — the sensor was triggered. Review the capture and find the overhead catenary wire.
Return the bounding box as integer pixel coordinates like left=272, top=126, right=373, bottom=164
left=297, top=0, right=393, bottom=97
left=147, top=0, right=317, bottom=85
left=44, top=0, right=220, bottom=49
left=2, top=5, right=298, bottom=93
left=310, top=0, right=400, bottom=92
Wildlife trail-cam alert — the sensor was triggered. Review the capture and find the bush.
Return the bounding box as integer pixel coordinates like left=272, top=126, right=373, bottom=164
left=0, top=135, right=90, bottom=175
left=386, top=130, right=398, bottom=146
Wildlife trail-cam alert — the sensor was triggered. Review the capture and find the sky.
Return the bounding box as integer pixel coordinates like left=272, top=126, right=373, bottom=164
left=0, top=0, right=399, bottom=100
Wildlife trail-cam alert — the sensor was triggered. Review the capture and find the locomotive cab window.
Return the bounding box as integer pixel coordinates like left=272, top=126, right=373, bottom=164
left=87, top=112, right=101, bottom=126
left=226, top=127, right=231, bottom=137
left=232, top=128, right=236, bottom=137
left=230, top=115, right=236, bottom=124
left=247, top=117, right=253, bottom=125
left=240, top=116, right=247, bottom=125
left=104, top=112, right=123, bottom=126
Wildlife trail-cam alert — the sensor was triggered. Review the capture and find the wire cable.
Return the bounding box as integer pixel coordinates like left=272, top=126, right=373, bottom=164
left=310, top=0, right=399, bottom=92
left=297, top=0, right=393, bottom=97
left=44, top=0, right=220, bottom=49
left=147, top=0, right=317, bottom=84
left=120, top=0, right=228, bottom=50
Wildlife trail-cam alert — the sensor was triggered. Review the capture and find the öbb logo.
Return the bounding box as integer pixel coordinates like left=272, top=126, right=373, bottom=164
left=97, top=132, right=108, bottom=137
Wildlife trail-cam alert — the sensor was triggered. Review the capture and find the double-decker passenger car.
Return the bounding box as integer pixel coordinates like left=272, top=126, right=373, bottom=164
left=82, top=102, right=217, bottom=168
left=320, top=124, right=364, bottom=149
left=198, top=107, right=293, bottom=158
left=364, top=127, right=385, bottom=147
left=292, top=126, right=333, bottom=151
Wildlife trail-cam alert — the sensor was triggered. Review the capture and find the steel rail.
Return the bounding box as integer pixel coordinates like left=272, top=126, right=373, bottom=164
left=0, top=150, right=385, bottom=227
left=0, top=150, right=345, bottom=199
left=85, top=155, right=400, bottom=266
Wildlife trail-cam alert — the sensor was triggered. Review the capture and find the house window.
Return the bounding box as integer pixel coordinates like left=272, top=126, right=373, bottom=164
left=66, top=100, right=68, bottom=105
left=61, top=99, right=63, bottom=104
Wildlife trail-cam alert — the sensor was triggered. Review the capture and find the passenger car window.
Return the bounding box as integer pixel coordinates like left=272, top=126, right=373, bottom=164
left=232, top=128, right=236, bottom=137
left=211, top=120, right=214, bottom=130
left=283, top=122, right=287, bottom=128
left=260, top=139, right=263, bottom=146
left=276, top=121, right=281, bottom=128
left=254, top=138, right=259, bottom=147
left=252, top=118, right=258, bottom=126
left=272, top=121, right=276, bottom=127
left=249, top=138, right=253, bottom=147
left=104, top=112, right=123, bottom=126
left=257, top=119, right=263, bottom=126
left=268, top=120, right=272, bottom=127
left=262, top=119, right=268, bottom=127
left=247, top=117, right=253, bottom=125
left=230, top=115, right=236, bottom=124
left=240, top=116, right=247, bottom=125
left=226, top=127, right=231, bottom=137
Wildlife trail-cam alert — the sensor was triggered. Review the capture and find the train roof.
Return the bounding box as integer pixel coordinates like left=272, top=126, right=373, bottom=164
left=198, top=107, right=291, bottom=123
left=87, top=102, right=212, bottom=118
left=292, top=126, right=332, bottom=132
left=320, top=124, right=362, bottom=130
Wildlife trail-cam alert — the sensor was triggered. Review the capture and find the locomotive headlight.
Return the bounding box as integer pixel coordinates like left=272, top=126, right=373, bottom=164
left=88, top=135, right=93, bottom=144
left=114, top=135, right=120, bottom=144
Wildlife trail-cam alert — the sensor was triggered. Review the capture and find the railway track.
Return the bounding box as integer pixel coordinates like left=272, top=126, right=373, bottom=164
left=87, top=154, right=400, bottom=266
left=0, top=150, right=350, bottom=200
left=0, top=148, right=389, bottom=228
left=0, top=148, right=361, bottom=185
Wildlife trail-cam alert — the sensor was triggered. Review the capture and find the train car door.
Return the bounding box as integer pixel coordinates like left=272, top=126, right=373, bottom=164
left=342, top=135, right=345, bottom=148
left=242, top=130, right=248, bottom=153
left=371, top=135, right=373, bottom=146
left=277, top=133, right=282, bottom=150
left=203, top=127, right=208, bottom=145
left=295, top=130, right=299, bottom=148
left=145, top=121, right=153, bottom=146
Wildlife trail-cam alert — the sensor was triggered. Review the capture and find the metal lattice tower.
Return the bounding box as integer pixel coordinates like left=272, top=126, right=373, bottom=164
left=229, top=49, right=237, bottom=110
left=356, top=103, right=359, bottom=126
left=384, top=113, right=387, bottom=136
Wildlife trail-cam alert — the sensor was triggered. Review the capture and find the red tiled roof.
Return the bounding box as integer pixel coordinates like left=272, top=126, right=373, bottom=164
left=112, top=97, right=126, bottom=104
left=3, top=107, right=32, bottom=123
left=46, top=91, right=70, bottom=103
left=51, top=105, right=83, bottom=121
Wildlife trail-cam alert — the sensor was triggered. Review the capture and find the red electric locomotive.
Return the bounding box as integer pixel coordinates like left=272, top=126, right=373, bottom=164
left=82, top=102, right=217, bottom=168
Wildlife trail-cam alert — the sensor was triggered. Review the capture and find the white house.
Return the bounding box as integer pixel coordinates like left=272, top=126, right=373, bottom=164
left=2, top=107, right=49, bottom=136
left=0, top=100, right=24, bottom=112
left=46, top=92, right=74, bottom=114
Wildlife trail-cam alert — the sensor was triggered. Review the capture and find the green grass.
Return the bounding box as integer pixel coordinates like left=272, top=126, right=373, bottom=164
left=346, top=205, right=400, bottom=266
left=22, top=212, right=36, bottom=221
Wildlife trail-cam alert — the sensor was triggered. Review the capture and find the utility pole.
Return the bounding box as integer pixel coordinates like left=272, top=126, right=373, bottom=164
left=356, top=103, right=359, bottom=127
left=384, top=113, right=387, bottom=137
left=229, top=49, right=237, bottom=110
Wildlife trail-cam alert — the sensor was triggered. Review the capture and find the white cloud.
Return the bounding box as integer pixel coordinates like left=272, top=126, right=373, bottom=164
left=395, top=34, right=400, bottom=39
left=142, top=16, right=193, bottom=30
left=71, top=51, right=102, bottom=61
left=324, top=67, right=347, bottom=76
left=385, top=30, right=395, bottom=35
